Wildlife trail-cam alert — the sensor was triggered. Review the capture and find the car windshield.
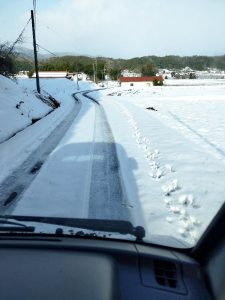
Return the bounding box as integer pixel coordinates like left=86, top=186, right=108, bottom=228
left=0, top=0, right=225, bottom=249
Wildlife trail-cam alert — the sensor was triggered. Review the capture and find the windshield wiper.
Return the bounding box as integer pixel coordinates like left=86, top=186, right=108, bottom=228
left=0, top=219, right=35, bottom=232
left=0, top=215, right=145, bottom=241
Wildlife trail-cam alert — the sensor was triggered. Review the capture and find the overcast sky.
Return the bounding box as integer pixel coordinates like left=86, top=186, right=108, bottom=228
left=1, top=0, right=225, bottom=58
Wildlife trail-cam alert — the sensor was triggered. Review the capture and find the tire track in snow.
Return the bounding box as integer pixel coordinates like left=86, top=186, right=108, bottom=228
left=82, top=92, right=131, bottom=221
left=169, top=111, right=225, bottom=159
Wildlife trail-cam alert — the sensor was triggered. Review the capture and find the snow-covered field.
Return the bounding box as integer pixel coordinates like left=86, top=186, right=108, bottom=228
left=164, top=78, right=225, bottom=86
left=94, top=81, right=225, bottom=247
left=1, top=76, right=225, bottom=248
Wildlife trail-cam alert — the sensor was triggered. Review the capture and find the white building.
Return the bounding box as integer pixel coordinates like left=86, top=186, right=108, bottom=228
left=32, top=71, right=69, bottom=78
left=73, top=72, right=88, bottom=81
left=196, top=69, right=225, bottom=79
left=16, top=71, right=29, bottom=78
left=157, top=69, right=172, bottom=79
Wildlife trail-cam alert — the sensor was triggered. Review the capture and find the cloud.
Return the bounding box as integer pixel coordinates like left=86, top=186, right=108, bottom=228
left=1, top=0, right=225, bottom=57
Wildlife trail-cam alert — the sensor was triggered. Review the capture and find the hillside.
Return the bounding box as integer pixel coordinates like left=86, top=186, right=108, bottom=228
left=13, top=47, right=225, bottom=78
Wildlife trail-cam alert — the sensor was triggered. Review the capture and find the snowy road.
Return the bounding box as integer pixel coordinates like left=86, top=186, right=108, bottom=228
left=87, top=94, right=130, bottom=220
left=6, top=90, right=131, bottom=223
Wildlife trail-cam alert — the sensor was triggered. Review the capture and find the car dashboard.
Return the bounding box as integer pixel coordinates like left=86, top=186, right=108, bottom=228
left=0, top=235, right=212, bottom=300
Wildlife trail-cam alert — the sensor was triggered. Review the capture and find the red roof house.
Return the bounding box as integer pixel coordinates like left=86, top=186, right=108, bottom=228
left=119, top=75, right=163, bottom=87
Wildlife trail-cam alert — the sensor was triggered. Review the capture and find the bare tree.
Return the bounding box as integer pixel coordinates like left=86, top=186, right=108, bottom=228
left=0, top=42, right=17, bottom=77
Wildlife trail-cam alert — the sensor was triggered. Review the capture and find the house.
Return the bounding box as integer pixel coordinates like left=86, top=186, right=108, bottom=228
left=157, top=69, right=172, bottom=79
left=73, top=72, right=88, bottom=81
left=32, top=71, right=69, bottom=78
left=119, top=76, right=163, bottom=87
left=196, top=68, right=225, bottom=79
left=16, top=70, right=29, bottom=78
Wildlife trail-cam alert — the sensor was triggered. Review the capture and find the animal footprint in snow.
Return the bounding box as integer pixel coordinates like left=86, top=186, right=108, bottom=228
left=159, top=164, right=175, bottom=177
left=178, top=228, right=188, bottom=238
left=178, top=194, right=194, bottom=206
left=166, top=217, right=173, bottom=223
left=164, top=198, right=172, bottom=206
left=169, top=206, right=181, bottom=214
left=150, top=152, right=157, bottom=159
left=192, top=202, right=201, bottom=209
left=142, top=144, right=149, bottom=152
left=189, top=230, right=199, bottom=241
left=148, top=160, right=158, bottom=167
left=145, top=151, right=152, bottom=158
left=149, top=150, right=159, bottom=159
left=165, top=164, right=175, bottom=172
left=189, top=216, right=201, bottom=226
left=142, top=137, right=148, bottom=144
left=144, top=138, right=151, bottom=145
left=151, top=168, right=164, bottom=179
left=162, top=179, right=180, bottom=195
left=147, top=152, right=156, bottom=160
left=136, top=138, right=144, bottom=145
left=179, top=208, right=189, bottom=218
left=179, top=219, right=194, bottom=231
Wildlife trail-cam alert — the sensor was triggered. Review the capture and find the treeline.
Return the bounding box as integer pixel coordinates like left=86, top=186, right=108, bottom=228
left=149, top=55, right=225, bottom=71
left=37, top=55, right=225, bottom=77
left=2, top=45, right=225, bottom=79
left=38, top=56, right=122, bottom=80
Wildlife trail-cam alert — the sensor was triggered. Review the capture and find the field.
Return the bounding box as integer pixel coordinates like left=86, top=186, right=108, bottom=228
left=97, top=79, right=225, bottom=246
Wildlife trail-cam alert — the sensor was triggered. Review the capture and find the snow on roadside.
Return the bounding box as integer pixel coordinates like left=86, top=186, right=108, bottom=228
left=0, top=78, right=93, bottom=185
left=17, top=78, right=96, bottom=104
left=0, top=75, right=52, bottom=143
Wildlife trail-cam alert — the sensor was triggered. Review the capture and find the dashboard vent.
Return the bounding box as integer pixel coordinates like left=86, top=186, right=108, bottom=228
left=153, top=260, right=178, bottom=289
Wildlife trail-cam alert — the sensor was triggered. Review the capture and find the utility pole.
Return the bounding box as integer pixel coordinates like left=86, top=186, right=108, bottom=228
left=76, top=64, right=80, bottom=90
left=95, top=58, right=98, bottom=84
left=93, top=63, right=96, bottom=83
left=104, top=65, right=108, bottom=88
left=31, top=9, right=40, bottom=93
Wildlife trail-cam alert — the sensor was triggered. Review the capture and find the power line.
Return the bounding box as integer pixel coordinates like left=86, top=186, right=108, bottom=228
left=7, top=17, right=31, bottom=56
left=36, top=43, right=57, bottom=57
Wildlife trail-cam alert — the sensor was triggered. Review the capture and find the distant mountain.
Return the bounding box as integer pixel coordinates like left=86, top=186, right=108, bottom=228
left=53, top=51, right=94, bottom=58
left=15, top=46, right=94, bottom=61
left=15, top=46, right=45, bottom=60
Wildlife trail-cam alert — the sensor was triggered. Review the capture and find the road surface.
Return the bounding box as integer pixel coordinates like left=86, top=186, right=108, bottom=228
left=1, top=90, right=131, bottom=223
